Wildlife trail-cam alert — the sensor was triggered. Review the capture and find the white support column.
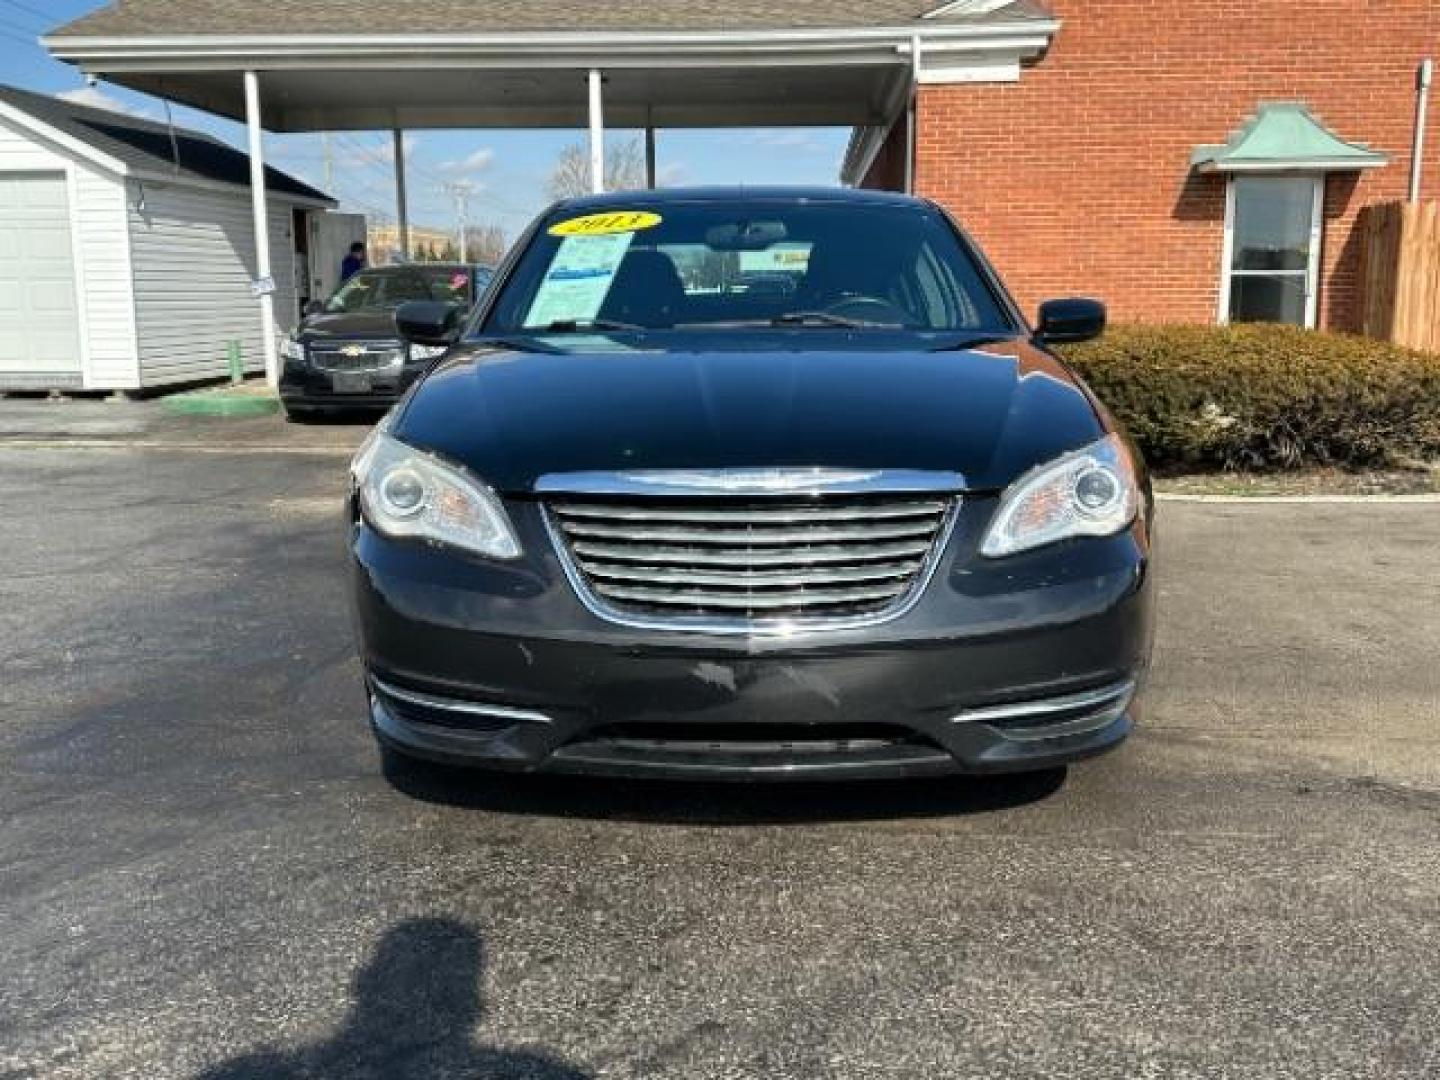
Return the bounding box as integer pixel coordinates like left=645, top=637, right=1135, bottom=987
left=645, top=125, right=657, bottom=188
left=393, top=128, right=410, bottom=261
left=243, top=70, right=278, bottom=388
left=588, top=69, right=606, bottom=194
left=905, top=35, right=923, bottom=195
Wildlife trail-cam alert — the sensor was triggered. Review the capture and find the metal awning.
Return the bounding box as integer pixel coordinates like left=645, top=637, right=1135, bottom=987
left=44, top=20, right=1058, bottom=133
left=1191, top=102, right=1388, bottom=173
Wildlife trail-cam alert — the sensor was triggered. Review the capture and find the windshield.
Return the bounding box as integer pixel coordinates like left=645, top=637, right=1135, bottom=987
left=483, top=200, right=1014, bottom=334
left=326, top=267, right=474, bottom=313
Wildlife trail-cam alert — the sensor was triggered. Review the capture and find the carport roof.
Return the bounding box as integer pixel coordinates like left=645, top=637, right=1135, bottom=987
left=44, top=1, right=1059, bottom=133
left=51, top=0, right=1055, bottom=35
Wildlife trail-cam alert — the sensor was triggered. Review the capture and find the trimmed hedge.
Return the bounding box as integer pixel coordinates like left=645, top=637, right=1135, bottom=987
left=1059, top=324, right=1440, bottom=470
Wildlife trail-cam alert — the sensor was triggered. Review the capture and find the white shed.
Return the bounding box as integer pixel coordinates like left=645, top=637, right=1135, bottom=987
left=0, top=84, right=336, bottom=392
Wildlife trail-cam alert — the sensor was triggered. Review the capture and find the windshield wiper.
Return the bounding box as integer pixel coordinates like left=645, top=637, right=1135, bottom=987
left=541, top=318, right=645, bottom=332
left=929, top=332, right=1021, bottom=352
left=770, top=311, right=874, bottom=329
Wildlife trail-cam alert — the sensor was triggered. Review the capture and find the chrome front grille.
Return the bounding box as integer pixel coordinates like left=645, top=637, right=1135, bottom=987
left=309, top=341, right=405, bottom=372
left=546, top=493, right=957, bottom=631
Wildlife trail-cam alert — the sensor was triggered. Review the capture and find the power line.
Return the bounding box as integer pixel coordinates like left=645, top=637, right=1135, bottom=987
left=0, top=25, right=41, bottom=50
left=0, top=12, right=41, bottom=37
left=0, top=0, right=54, bottom=26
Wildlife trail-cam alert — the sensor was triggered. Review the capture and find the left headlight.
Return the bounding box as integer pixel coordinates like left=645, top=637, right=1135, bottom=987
left=409, top=344, right=450, bottom=362
left=351, top=429, right=521, bottom=560
left=279, top=335, right=306, bottom=362
left=980, top=434, right=1140, bottom=558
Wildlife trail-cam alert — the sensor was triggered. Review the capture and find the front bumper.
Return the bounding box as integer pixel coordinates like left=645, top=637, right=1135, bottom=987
left=352, top=497, right=1155, bottom=780
left=280, top=363, right=423, bottom=410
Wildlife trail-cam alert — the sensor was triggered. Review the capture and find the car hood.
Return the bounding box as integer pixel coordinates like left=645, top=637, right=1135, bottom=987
left=394, top=338, right=1108, bottom=494
left=297, top=310, right=401, bottom=341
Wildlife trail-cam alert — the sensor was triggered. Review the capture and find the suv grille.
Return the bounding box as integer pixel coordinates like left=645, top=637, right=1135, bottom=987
left=309, top=341, right=405, bottom=372
left=546, top=495, right=955, bottom=630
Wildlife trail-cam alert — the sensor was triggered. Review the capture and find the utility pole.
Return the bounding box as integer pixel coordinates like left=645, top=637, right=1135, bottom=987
left=442, top=181, right=475, bottom=261
left=321, top=132, right=334, bottom=193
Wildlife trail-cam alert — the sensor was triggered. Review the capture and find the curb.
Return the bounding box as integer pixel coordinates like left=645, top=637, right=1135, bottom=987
left=1156, top=492, right=1440, bottom=504
left=161, top=389, right=281, bottom=418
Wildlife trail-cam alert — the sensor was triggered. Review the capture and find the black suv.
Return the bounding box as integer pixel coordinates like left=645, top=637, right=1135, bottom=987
left=279, top=263, right=492, bottom=419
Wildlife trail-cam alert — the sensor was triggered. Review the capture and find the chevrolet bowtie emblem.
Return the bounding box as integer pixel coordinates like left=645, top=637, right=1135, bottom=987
left=339, top=344, right=368, bottom=358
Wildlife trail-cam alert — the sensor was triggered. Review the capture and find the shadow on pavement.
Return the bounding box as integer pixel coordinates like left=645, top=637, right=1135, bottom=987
left=382, top=756, right=1068, bottom=825
left=195, top=917, right=591, bottom=1080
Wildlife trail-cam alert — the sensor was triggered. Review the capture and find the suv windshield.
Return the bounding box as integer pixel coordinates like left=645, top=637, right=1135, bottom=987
left=327, top=267, right=474, bottom=313
left=484, top=200, right=1014, bottom=334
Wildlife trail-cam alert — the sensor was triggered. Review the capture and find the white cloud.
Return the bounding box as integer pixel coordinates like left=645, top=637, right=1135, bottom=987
left=438, top=148, right=496, bottom=175
left=335, top=133, right=422, bottom=168
left=657, top=161, right=692, bottom=187
left=743, top=129, right=825, bottom=151
left=57, top=85, right=149, bottom=118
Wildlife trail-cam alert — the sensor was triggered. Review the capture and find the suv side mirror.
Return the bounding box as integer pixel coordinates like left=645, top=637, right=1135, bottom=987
left=395, top=301, right=462, bottom=347
left=1036, top=298, right=1106, bottom=345
left=303, top=299, right=325, bottom=317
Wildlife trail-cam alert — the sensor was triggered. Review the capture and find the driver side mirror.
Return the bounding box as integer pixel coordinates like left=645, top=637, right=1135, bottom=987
left=395, top=301, right=462, bottom=347
left=303, top=299, right=324, bottom=318
left=1036, top=298, right=1106, bottom=345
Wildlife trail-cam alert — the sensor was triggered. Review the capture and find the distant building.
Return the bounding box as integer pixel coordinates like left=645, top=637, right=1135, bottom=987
left=368, top=223, right=456, bottom=265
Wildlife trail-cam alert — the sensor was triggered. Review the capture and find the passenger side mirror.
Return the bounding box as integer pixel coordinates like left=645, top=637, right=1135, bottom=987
left=303, top=299, right=325, bottom=317
left=395, top=301, right=463, bottom=347
left=1036, top=298, right=1106, bottom=345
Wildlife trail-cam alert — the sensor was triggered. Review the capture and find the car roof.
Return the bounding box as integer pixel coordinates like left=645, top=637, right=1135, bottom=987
left=552, top=186, right=931, bottom=214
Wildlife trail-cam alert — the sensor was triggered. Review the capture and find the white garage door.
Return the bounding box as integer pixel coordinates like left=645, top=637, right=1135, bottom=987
left=0, top=172, right=83, bottom=387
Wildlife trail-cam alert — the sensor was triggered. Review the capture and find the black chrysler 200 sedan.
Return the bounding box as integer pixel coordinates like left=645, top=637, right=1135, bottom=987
left=349, top=188, right=1155, bottom=780
left=279, top=263, right=492, bottom=419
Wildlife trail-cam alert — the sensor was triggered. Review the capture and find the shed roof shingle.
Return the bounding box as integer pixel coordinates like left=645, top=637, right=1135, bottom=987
left=50, top=0, right=1052, bottom=36
left=0, top=84, right=332, bottom=202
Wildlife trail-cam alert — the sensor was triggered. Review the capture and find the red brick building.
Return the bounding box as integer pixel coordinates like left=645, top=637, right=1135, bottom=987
left=848, top=1, right=1439, bottom=333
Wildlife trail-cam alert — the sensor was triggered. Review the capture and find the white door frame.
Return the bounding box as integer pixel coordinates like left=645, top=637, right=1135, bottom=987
left=1218, top=173, right=1325, bottom=329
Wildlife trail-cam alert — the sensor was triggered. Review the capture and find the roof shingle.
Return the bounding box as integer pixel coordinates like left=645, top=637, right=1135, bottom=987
left=0, top=84, right=332, bottom=202
left=50, top=0, right=1051, bottom=36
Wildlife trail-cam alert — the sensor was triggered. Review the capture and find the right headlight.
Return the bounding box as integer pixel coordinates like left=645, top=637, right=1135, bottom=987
left=980, top=434, right=1140, bottom=558
left=351, top=429, right=521, bottom=560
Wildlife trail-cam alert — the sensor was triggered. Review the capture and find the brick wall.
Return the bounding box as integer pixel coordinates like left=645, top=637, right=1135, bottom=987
left=886, top=0, right=1440, bottom=331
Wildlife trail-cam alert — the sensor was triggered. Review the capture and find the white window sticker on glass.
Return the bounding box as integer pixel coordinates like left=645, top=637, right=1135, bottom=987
left=524, top=232, right=637, bottom=328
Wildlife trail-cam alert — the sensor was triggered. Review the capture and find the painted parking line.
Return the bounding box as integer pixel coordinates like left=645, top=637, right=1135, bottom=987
left=5, top=439, right=1438, bottom=503
left=1155, top=492, right=1440, bottom=504
left=0, top=438, right=357, bottom=456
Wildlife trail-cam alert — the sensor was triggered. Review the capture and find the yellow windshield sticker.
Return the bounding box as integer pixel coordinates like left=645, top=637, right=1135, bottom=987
left=549, top=211, right=662, bottom=238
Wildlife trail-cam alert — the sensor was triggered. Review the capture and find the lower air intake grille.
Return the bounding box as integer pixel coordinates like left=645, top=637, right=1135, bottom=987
left=546, top=494, right=955, bottom=630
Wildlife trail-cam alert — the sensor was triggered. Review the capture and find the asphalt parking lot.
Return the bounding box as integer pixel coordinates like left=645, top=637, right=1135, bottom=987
left=2, top=405, right=1438, bottom=1079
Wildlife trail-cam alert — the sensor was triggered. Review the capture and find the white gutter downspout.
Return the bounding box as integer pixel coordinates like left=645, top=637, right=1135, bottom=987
left=588, top=69, right=606, bottom=194
left=1411, top=59, right=1433, bottom=204
left=243, top=70, right=279, bottom=388
left=905, top=34, right=922, bottom=194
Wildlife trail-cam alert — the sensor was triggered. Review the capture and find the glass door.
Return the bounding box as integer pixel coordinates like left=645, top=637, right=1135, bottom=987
left=1222, top=176, right=1323, bottom=327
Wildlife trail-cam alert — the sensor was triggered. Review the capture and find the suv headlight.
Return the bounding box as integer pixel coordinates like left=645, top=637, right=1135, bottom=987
left=279, top=335, right=305, bottom=362
left=351, top=430, right=521, bottom=559
left=409, top=344, right=450, bottom=362
left=980, top=434, right=1140, bottom=558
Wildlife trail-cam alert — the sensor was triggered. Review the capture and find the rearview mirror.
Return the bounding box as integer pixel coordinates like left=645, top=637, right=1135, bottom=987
left=303, top=299, right=325, bottom=317
left=1036, top=298, right=1106, bottom=345
left=395, top=301, right=462, bottom=347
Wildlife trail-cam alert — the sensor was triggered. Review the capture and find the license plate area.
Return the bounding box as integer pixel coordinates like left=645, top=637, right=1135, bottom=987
left=331, top=371, right=373, bottom=393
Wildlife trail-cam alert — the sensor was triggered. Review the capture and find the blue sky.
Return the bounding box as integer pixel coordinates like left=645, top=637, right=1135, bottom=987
left=0, top=1, right=851, bottom=242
